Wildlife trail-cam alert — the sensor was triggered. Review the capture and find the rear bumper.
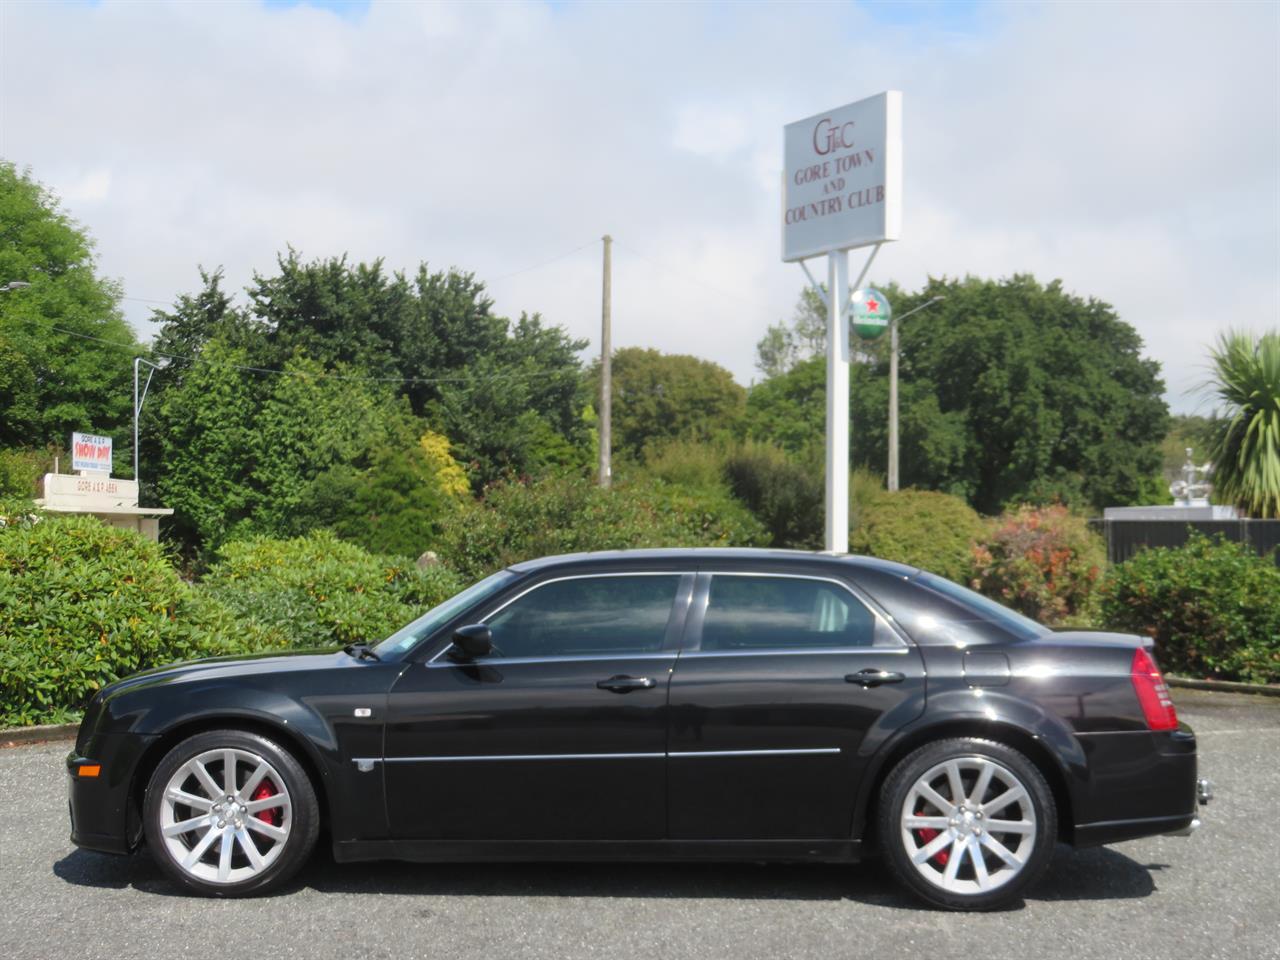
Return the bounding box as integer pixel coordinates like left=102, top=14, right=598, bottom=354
left=1072, top=728, right=1202, bottom=847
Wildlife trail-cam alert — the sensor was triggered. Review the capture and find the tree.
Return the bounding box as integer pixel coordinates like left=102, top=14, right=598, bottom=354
left=754, top=287, right=827, bottom=378
left=746, top=275, right=1169, bottom=513
left=0, top=163, right=139, bottom=451
left=1205, top=331, right=1280, bottom=518
left=895, top=276, right=1167, bottom=512
left=153, top=337, right=428, bottom=553
left=591, top=347, right=746, bottom=461
left=152, top=252, right=590, bottom=492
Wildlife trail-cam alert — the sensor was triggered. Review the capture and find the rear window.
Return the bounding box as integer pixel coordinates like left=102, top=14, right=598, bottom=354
left=915, top=573, right=1045, bottom=642
left=850, top=568, right=1044, bottom=646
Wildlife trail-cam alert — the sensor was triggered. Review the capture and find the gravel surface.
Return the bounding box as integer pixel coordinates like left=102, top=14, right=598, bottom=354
left=2, top=689, right=1277, bottom=960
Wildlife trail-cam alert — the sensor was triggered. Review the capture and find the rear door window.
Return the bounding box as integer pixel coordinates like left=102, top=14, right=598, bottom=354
left=698, top=575, right=899, bottom=651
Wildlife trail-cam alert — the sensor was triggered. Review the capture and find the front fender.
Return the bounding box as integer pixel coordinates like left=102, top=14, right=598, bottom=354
left=80, top=659, right=401, bottom=846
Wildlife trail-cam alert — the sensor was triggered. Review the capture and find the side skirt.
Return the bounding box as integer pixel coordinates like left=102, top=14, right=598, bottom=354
left=333, top=838, right=862, bottom=865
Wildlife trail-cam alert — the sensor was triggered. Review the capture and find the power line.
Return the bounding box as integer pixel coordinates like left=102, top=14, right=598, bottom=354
left=612, top=239, right=758, bottom=309
left=487, top=239, right=600, bottom=284
left=47, top=325, right=577, bottom=387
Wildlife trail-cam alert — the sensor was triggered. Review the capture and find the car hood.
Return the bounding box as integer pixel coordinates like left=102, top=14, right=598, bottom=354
left=101, top=647, right=351, bottom=697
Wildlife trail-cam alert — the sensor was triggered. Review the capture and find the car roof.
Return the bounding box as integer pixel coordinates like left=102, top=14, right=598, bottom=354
left=506, top=547, right=920, bottom=578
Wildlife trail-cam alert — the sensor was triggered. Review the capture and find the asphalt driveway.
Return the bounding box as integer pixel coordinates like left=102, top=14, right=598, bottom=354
left=2, top=689, right=1277, bottom=960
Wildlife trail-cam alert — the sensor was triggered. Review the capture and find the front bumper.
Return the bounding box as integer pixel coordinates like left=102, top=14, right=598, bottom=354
left=66, top=733, right=157, bottom=856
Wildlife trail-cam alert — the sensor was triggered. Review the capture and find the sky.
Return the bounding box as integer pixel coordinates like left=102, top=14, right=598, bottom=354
left=1, top=0, right=1277, bottom=414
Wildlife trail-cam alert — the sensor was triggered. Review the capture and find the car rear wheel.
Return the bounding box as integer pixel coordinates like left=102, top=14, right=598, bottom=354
left=142, top=729, right=319, bottom=897
left=878, top=738, right=1056, bottom=910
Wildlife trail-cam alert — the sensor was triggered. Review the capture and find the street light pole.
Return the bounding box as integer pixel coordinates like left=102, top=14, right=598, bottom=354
left=599, top=235, right=612, bottom=489
left=887, top=295, right=944, bottom=491
left=133, top=357, right=163, bottom=484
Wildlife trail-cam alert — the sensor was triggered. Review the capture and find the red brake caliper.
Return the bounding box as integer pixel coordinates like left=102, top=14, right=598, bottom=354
left=251, top=781, right=279, bottom=827
left=915, top=806, right=950, bottom=867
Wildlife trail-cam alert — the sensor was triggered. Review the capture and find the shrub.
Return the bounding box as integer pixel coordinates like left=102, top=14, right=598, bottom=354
left=1100, top=533, right=1280, bottom=684
left=438, top=474, right=767, bottom=581
left=197, top=530, right=461, bottom=649
left=306, top=439, right=465, bottom=558
left=849, top=488, right=984, bottom=582
left=722, top=441, right=824, bottom=548
left=0, top=514, right=250, bottom=727
left=969, top=504, right=1105, bottom=626
left=641, top=438, right=729, bottom=491
left=0, top=447, right=54, bottom=498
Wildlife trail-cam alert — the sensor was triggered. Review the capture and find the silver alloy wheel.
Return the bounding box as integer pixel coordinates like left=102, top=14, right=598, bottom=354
left=899, top=755, right=1037, bottom=896
left=158, top=747, right=293, bottom=885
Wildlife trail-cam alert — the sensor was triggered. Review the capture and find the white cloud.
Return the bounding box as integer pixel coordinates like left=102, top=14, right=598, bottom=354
left=0, top=0, right=1275, bottom=412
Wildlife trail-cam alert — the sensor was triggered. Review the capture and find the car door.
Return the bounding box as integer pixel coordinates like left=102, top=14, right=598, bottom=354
left=383, top=572, right=693, bottom=842
left=666, top=570, right=926, bottom=840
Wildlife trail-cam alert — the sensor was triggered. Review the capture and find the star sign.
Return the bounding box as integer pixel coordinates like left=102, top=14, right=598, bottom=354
left=865, top=297, right=879, bottom=312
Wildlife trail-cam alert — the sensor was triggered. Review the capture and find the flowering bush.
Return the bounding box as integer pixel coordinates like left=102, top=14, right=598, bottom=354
left=969, top=504, right=1104, bottom=625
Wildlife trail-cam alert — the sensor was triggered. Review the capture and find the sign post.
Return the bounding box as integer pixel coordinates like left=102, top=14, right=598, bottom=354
left=782, top=91, right=902, bottom=552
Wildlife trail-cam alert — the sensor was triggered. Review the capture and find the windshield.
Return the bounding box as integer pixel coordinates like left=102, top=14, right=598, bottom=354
left=915, top=572, right=1046, bottom=642
left=373, top=570, right=517, bottom=657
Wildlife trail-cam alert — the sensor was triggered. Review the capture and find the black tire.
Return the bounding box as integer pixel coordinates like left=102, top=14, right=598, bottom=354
left=142, top=729, right=320, bottom=897
left=877, top=738, right=1056, bottom=911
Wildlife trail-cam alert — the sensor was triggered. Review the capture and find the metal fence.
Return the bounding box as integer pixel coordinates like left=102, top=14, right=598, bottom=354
left=1091, top=519, right=1280, bottom=567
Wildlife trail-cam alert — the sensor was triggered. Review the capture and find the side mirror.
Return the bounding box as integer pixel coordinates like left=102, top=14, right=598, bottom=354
left=449, top=623, right=493, bottom=661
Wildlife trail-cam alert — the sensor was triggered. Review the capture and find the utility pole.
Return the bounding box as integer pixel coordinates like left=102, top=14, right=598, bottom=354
left=598, top=235, right=612, bottom=488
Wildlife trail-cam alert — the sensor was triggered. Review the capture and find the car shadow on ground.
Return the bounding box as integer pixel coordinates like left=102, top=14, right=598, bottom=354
left=53, top=843, right=1160, bottom=910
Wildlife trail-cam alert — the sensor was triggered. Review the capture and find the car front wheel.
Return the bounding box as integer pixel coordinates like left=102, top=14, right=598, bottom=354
left=878, top=738, right=1056, bottom=910
left=142, top=729, right=319, bottom=897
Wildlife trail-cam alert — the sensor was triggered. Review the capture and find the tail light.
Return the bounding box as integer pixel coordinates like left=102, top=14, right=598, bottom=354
left=1131, top=646, right=1178, bottom=731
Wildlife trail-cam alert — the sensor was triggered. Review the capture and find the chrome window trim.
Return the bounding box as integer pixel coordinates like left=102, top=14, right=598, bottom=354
left=679, top=647, right=909, bottom=659
left=356, top=746, right=842, bottom=766
left=691, top=570, right=909, bottom=651
left=426, top=651, right=678, bottom=669
left=427, top=571, right=693, bottom=665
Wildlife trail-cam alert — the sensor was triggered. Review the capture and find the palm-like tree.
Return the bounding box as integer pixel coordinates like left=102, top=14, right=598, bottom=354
left=1205, top=331, right=1280, bottom=518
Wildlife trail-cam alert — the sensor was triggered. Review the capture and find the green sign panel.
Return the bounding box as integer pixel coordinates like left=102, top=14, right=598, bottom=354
left=851, top=288, right=891, bottom=340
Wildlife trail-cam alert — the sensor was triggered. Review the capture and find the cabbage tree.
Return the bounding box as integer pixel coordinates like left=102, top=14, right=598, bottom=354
left=1206, top=331, right=1280, bottom=518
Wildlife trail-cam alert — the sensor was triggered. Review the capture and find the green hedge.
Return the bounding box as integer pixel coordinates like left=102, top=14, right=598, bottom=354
left=0, top=514, right=253, bottom=726
left=438, top=473, right=767, bottom=581
left=722, top=441, right=824, bottom=549
left=850, top=488, right=985, bottom=582
left=197, top=530, right=461, bottom=649
left=1101, top=533, right=1280, bottom=684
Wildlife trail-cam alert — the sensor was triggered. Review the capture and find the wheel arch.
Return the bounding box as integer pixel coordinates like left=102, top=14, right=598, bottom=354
left=128, top=714, right=331, bottom=850
left=854, top=719, right=1077, bottom=848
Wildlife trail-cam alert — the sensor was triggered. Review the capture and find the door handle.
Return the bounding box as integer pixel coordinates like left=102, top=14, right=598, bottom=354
left=597, top=675, right=657, bottom=693
left=845, top=668, right=906, bottom=687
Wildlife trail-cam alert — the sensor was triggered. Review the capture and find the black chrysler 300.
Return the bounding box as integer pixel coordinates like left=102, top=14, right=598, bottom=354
left=67, top=549, right=1210, bottom=909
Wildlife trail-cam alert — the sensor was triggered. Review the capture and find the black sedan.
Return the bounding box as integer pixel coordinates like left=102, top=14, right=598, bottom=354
left=67, top=549, right=1210, bottom=910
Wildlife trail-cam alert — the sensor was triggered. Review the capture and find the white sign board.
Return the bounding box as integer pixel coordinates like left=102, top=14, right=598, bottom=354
left=72, top=432, right=113, bottom=474
left=782, top=91, right=902, bottom=262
